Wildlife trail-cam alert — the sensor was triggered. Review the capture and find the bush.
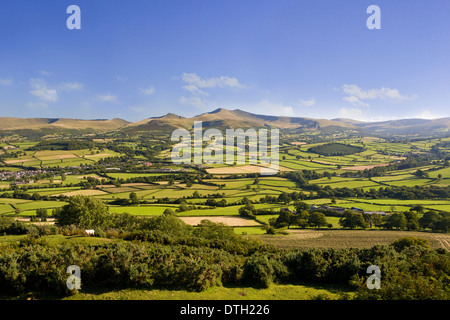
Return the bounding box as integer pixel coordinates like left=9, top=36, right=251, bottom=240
left=243, top=253, right=288, bottom=288
left=7, top=221, right=29, bottom=235
left=352, top=246, right=450, bottom=300
left=391, top=237, right=430, bottom=252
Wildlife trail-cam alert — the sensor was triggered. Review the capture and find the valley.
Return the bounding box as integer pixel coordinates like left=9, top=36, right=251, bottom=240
left=0, top=108, right=449, bottom=300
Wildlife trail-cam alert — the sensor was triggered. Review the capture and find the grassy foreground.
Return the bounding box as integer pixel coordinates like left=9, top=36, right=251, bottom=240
left=63, top=284, right=354, bottom=300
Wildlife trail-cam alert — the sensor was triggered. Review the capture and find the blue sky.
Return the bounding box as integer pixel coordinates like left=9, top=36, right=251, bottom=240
left=0, top=0, right=449, bottom=122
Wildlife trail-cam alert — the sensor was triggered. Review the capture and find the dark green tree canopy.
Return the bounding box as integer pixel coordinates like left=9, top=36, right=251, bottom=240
left=54, top=195, right=110, bottom=229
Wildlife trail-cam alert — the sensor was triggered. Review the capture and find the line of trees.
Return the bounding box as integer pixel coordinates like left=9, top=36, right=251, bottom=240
left=0, top=195, right=448, bottom=299
left=265, top=201, right=449, bottom=233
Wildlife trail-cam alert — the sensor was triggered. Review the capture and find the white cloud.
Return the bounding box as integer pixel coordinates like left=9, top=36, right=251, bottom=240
left=342, top=84, right=417, bottom=107
left=29, top=78, right=58, bottom=102
left=182, top=84, right=209, bottom=96
left=180, top=73, right=245, bottom=97
left=254, top=99, right=294, bottom=116
left=139, top=86, right=155, bottom=95
left=416, top=110, right=443, bottom=120
left=60, top=82, right=84, bottom=91
left=181, top=73, right=245, bottom=89
left=96, top=94, right=118, bottom=102
left=339, top=108, right=362, bottom=119
left=339, top=107, right=364, bottom=119
left=0, top=78, right=12, bottom=86
left=343, top=96, right=369, bottom=107
left=299, top=97, right=316, bottom=107
left=178, top=96, right=209, bottom=110
left=115, top=75, right=128, bottom=82
left=39, top=70, right=52, bottom=77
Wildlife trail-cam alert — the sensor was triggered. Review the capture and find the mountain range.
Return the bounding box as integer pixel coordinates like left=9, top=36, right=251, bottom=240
left=0, top=108, right=449, bottom=137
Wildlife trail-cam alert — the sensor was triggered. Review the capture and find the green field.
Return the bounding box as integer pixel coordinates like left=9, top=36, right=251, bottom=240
left=65, top=283, right=353, bottom=300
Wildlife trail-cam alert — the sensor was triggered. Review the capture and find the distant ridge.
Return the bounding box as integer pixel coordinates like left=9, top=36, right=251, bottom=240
left=123, top=108, right=355, bottom=133
left=0, top=117, right=130, bottom=131
left=0, top=109, right=449, bottom=136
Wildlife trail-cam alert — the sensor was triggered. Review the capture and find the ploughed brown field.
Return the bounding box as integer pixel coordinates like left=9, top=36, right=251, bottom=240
left=250, top=229, right=450, bottom=250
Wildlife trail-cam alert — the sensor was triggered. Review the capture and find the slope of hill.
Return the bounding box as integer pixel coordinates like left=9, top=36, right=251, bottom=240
left=0, top=117, right=130, bottom=131
left=124, top=108, right=355, bottom=133
left=1, top=109, right=449, bottom=137
left=340, top=118, right=450, bottom=136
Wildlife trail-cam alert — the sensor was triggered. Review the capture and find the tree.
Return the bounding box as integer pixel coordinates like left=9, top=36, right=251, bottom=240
left=178, top=202, right=189, bottom=212
left=163, top=208, right=175, bottom=215
left=294, top=200, right=310, bottom=213
left=239, top=203, right=256, bottom=218
left=410, top=204, right=424, bottom=214
left=339, top=210, right=367, bottom=229
left=275, top=210, right=295, bottom=228
left=129, top=192, right=139, bottom=204
left=433, top=215, right=450, bottom=232
left=278, top=193, right=292, bottom=205
left=404, top=211, right=420, bottom=231
left=294, top=210, right=310, bottom=228
left=414, top=169, right=429, bottom=179
left=54, top=195, right=110, bottom=229
left=36, top=208, right=48, bottom=221
left=308, top=212, right=328, bottom=228
left=363, top=213, right=383, bottom=228
left=419, top=211, right=440, bottom=230
left=383, top=213, right=407, bottom=230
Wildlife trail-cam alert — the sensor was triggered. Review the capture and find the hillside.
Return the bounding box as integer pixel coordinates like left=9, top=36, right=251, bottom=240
left=0, top=117, right=130, bottom=131
left=123, top=108, right=355, bottom=133
left=351, top=118, right=450, bottom=135
left=0, top=109, right=449, bottom=137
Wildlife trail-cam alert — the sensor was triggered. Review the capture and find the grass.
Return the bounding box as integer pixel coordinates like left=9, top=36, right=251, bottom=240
left=0, top=204, right=14, bottom=214
left=347, top=198, right=450, bottom=206
left=108, top=205, right=179, bottom=216
left=14, top=200, right=68, bottom=211
left=106, top=172, right=171, bottom=179
left=234, top=226, right=266, bottom=235
left=64, top=283, right=354, bottom=300
left=0, top=234, right=116, bottom=246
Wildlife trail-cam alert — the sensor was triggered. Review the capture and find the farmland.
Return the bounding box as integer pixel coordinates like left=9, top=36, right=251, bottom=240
left=1, top=134, right=449, bottom=236
left=0, top=128, right=449, bottom=301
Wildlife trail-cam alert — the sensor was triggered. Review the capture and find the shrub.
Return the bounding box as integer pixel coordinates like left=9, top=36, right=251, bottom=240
left=390, top=237, right=430, bottom=251
left=243, top=253, right=288, bottom=288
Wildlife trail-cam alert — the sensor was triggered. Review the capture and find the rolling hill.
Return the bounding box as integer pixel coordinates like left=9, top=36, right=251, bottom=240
left=0, top=109, right=449, bottom=137
left=348, top=118, right=450, bottom=135
left=123, top=108, right=356, bottom=133
left=0, top=117, right=130, bottom=131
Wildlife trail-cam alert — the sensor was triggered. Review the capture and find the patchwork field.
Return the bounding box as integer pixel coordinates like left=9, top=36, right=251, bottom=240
left=179, top=216, right=261, bottom=226
left=252, top=229, right=450, bottom=250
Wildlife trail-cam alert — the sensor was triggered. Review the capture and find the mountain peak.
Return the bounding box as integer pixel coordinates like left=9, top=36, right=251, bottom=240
left=210, top=108, right=226, bottom=114
left=155, top=112, right=184, bottom=120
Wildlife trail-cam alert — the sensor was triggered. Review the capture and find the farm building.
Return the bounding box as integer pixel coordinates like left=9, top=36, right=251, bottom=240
left=364, top=211, right=386, bottom=216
